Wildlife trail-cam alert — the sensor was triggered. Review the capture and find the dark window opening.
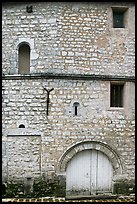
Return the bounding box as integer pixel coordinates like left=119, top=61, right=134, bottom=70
left=27, top=177, right=32, bottom=180
left=110, top=83, right=124, bottom=107
left=112, top=8, right=128, bottom=28
left=19, top=124, right=25, bottom=128
left=75, top=106, right=78, bottom=116
left=26, top=6, right=33, bottom=13
left=73, top=102, right=79, bottom=116
left=18, top=43, right=30, bottom=74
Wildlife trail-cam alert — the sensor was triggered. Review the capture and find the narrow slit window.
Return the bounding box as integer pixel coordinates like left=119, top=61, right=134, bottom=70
left=110, top=83, right=124, bottom=107
left=73, top=102, right=79, bottom=116
left=18, top=43, right=30, bottom=74
left=75, top=106, right=78, bottom=116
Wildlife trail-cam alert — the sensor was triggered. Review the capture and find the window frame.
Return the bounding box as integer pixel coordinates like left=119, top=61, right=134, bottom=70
left=18, top=42, right=30, bottom=74
left=110, top=82, right=125, bottom=108
left=111, top=7, right=128, bottom=29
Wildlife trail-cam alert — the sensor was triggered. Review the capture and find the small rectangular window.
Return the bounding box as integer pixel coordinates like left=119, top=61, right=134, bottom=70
left=110, top=83, right=124, bottom=107
left=112, top=7, right=128, bottom=28
left=113, top=11, right=124, bottom=28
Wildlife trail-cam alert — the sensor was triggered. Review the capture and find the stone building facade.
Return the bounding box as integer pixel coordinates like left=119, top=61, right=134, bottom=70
left=2, top=2, right=135, bottom=197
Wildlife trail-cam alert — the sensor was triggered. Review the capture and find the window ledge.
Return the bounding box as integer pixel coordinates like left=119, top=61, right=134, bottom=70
left=111, top=27, right=128, bottom=29
left=107, top=107, right=124, bottom=111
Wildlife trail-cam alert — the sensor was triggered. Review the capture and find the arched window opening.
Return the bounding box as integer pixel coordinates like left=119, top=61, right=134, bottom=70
left=19, top=124, right=25, bottom=128
left=73, top=102, right=80, bottom=116
left=18, top=43, right=30, bottom=74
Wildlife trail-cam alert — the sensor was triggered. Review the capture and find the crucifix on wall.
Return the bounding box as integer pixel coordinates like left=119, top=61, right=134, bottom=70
left=44, top=87, right=54, bottom=116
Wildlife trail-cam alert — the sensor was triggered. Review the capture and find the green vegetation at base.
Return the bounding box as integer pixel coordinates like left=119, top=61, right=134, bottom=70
left=113, top=179, right=135, bottom=195
left=2, top=179, right=65, bottom=198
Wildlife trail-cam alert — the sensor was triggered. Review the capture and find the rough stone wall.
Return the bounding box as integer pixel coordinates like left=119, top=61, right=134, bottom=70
left=7, top=135, right=41, bottom=179
left=2, top=1, right=135, bottom=193
left=2, top=79, right=135, bottom=181
left=2, top=2, right=135, bottom=75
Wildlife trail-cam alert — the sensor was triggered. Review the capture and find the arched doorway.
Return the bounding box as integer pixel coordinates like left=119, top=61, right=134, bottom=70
left=66, top=149, right=113, bottom=196
left=58, top=141, right=122, bottom=197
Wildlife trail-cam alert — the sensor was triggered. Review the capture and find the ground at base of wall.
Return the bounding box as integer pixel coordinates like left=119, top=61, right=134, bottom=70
left=2, top=195, right=135, bottom=202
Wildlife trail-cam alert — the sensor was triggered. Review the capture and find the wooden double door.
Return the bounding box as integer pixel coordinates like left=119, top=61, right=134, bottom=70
left=66, top=149, right=113, bottom=196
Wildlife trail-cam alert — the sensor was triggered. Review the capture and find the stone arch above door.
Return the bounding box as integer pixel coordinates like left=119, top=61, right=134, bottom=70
left=58, top=140, right=123, bottom=176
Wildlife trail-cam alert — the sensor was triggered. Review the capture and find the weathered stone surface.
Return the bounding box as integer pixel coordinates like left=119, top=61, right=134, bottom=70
left=2, top=1, right=135, bottom=196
